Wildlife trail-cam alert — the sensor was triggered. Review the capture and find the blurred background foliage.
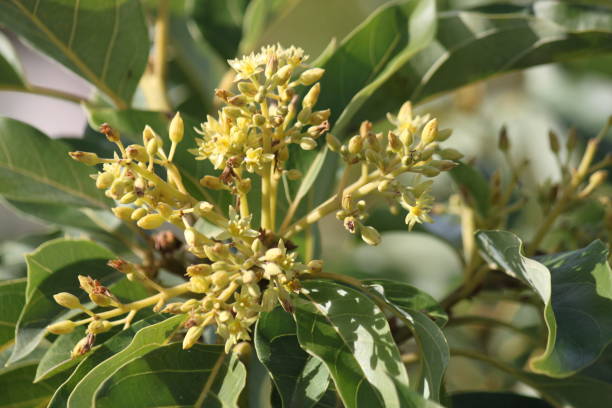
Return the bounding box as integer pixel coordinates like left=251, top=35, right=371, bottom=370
left=0, top=0, right=610, bottom=403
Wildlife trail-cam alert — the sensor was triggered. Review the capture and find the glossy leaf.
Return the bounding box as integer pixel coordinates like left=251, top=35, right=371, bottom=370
left=47, top=314, right=169, bottom=408
left=293, top=280, right=440, bottom=408
left=0, top=278, right=26, bottom=351
left=0, top=0, right=149, bottom=107
left=255, top=307, right=330, bottom=408
left=357, top=2, right=612, bottom=124
left=477, top=230, right=612, bottom=377
left=7, top=239, right=118, bottom=366
left=0, top=117, right=112, bottom=208
left=317, top=0, right=436, bottom=136
left=0, top=363, right=63, bottom=408
left=451, top=392, right=553, bottom=408
left=364, top=280, right=449, bottom=402
left=94, top=343, right=246, bottom=407
left=0, top=31, right=25, bottom=88
left=65, top=314, right=185, bottom=408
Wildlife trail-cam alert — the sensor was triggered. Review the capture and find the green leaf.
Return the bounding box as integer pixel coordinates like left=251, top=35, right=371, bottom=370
left=0, top=117, right=112, bottom=208
left=65, top=314, right=185, bottom=408
left=0, top=231, right=62, bottom=281
left=189, top=0, right=250, bottom=59
left=0, top=278, right=26, bottom=352
left=94, top=343, right=246, bottom=407
left=47, top=314, right=168, bottom=407
left=317, top=0, right=436, bottom=137
left=449, top=162, right=491, bottom=217
left=0, top=31, right=25, bottom=88
left=357, top=2, right=612, bottom=123
left=0, top=0, right=149, bottom=107
left=7, top=239, right=118, bottom=366
left=255, top=307, right=330, bottom=408
left=34, top=279, right=150, bottom=382
left=293, top=280, right=440, bottom=408
left=477, top=230, right=612, bottom=377
left=0, top=362, right=64, bottom=408
left=364, top=280, right=449, bottom=402
left=450, top=392, right=553, bottom=408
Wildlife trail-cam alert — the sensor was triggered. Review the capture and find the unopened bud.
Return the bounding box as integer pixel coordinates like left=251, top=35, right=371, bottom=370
left=580, top=170, right=607, bottom=198
left=238, top=81, right=257, bottom=96
left=146, top=137, right=160, bottom=156
left=169, top=112, right=184, bottom=144
left=273, top=64, right=292, bottom=85
left=548, top=130, right=560, bottom=154
left=194, top=201, right=214, bottom=215
left=348, top=135, right=363, bottom=155
left=360, top=225, right=381, bottom=246
left=96, top=172, right=114, bottom=189
left=298, top=106, right=312, bottom=124
left=438, top=148, right=463, bottom=161
left=341, top=194, right=353, bottom=212
left=119, top=192, right=137, bottom=204
left=69, top=151, right=100, bottom=166
left=112, top=206, right=134, bottom=221
left=53, top=292, right=81, bottom=309
left=130, top=207, right=147, bottom=221
left=183, top=326, right=204, bottom=350
left=126, top=144, right=147, bottom=162
left=310, top=109, right=331, bottom=125
left=299, top=68, right=325, bottom=85
left=137, top=213, right=165, bottom=229
left=107, top=259, right=136, bottom=274
left=71, top=333, right=95, bottom=358
left=142, top=125, right=156, bottom=144
left=87, top=320, right=112, bottom=334
left=200, top=175, right=225, bottom=190
left=253, top=114, right=266, bottom=126
left=421, top=118, right=438, bottom=145
left=48, top=320, right=76, bottom=335
left=100, top=123, right=119, bottom=143
left=223, top=106, right=242, bottom=118
left=419, top=165, right=441, bottom=177
left=211, top=271, right=229, bottom=288
left=303, top=83, right=320, bottom=108
left=399, top=129, right=413, bottom=147
left=307, top=259, right=323, bottom=273
left=388, top=132, right=402, bottom=152
left=299, top=137, right=317, bottom=150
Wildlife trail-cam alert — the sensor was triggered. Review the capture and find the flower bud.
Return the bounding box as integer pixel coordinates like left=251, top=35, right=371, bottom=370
left=54, top=292, right=82, bottom=309
left=387, top=132, right=402, bottom=152
left=421, top=118, right=438, bottom=146
left=548, top=130, right=560, bottom=154
left=299, top=137, right=317, bottom=150
left=169, top=112, right=184, bottom=144
left=438, top=148, right=463, bottom=161
left=299, top=68, right=325, bottom=85
left=96, top=172, right=114, bottom=189
left=78, top=275, right=95, bottom=293
left=223, top=106, right=242, bottom=118
left=242, top=270, right=257, bottom=284
left=399, top=129, right=413, bottom=147
left=71, top=333, right=95, bottom=358
left=211, top=271, right=229, bottom=288
left=341, top=193, right=353, bottom=212
left=194, top=201, right=214, bottom=215
left=100, top=123, right=119, bottom=142
left=360, top=225, right=381, bottom=246
left=297, top=106, right=312, bottom=124
left=579, top=170, right=607, bottom=198
left=48, top=320, right=76, bottom=335
left=418, top=165, right=440, bottom=177
left=119, top=192, right=137, bottom=204
left=326, top=133, right=341, bottom=152
left=253, top=114, right=266, bottom=126
left=238, top=81, right=257, bottom=96
left=307, top=259, right=323, bottom=273
left=183, top=326, right=204, bottom=350
left=111, top=206, right=134, bottom=221
left=130, top=207, right=147, bottom=221
left=142, top=125, right=156, bottom=144
left=69, top=151, right=100, bottom=166
left=189, top=276, right=210, bottom=293
left=310, top=109, right=331, bottom=125
left=107, top=259, right=136, bottom=274
left=137, top=213, right=165, bottom=230
left=303, top=83, right=320, bottom=108
left=87, top=320, right=112, bottom=334
left=89, top=292, right=116, bottom=307
left=200, top=175, right=225, bottom=190
left=161, top=302, right=183, bottom=314
left=187, top=263, right=212, bottom=277
left=498, top=126, right=509, bottom=152
left=437, top=128, right=453, bottom=142
left=273, top=65, right=293, bottom=85
left=126, top=144, right=148, bottom=162
left=348, top=135, right=363, bottom=155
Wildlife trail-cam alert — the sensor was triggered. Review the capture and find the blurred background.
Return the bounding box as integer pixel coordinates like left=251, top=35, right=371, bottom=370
left=1, top=0, right=610, bottom=398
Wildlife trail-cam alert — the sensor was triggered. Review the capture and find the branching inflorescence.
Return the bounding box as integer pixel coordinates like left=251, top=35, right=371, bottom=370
left=52, top=44, right=460, bottom=355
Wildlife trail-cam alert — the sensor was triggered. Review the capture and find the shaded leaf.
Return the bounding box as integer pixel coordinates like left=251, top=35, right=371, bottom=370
left=0, top=362, right=63, bottom=408
left=0, top=117, right=112, bottom=208
left=0, top=0, right=149, bottom=107
left=94, top=343, right=246, bottom=407
left=8, top=239, right=118, bottom=365
left=0, top=278, right=26, bottom=352
left=293, top=280, right=440, bottom=408
left=255, top=307, right=330, bottom=408
left=477, top=230, right=612, bottom=377
left=364, top=279, right=449, bottom=402
left=65, top=314, right=185, bottom=408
